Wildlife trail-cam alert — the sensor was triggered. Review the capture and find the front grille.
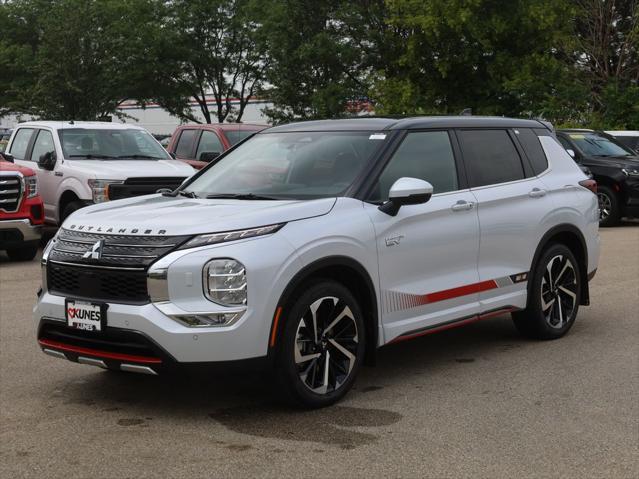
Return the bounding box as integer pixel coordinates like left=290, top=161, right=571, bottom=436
left=49, top=228, right=190, bottom=268
left=38, top=320, right=169, bottom=361
left=0, top=174, right=22, bottom=212
left=48, top=262, right=149, bottom=303
left=47, top=228, right=191, bottom=303
left=109, top=177, right=186, bottom=200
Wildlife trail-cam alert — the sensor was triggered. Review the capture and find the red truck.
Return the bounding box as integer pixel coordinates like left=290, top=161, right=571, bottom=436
left=0, top=155, right=44, bottom=260
left=167, top=123, right=267, bottom=169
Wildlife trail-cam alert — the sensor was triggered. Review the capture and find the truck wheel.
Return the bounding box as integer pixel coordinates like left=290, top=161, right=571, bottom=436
left=597, top=185, right=620, bottom=227
left=512, top=243, right=581, bottom=340
left=6, top=242, right=39, bottom=261
left=275, top=280, right=365, bottom=408
left=61, top=201, right=86, bottom=223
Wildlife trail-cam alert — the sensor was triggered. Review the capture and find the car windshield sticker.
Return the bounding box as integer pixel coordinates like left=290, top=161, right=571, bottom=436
left=369, top=133, right=387, bottom=140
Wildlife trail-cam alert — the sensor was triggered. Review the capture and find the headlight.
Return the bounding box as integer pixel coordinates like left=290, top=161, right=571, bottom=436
left=203, top=259, right=246, bottom=306
left=87, top=179, right=123, bottom=203
left=180, top=223, right=284, bottom=250
left=622, top=168, right=639, bottom=177
left=25, top=176, right=38, bottom=198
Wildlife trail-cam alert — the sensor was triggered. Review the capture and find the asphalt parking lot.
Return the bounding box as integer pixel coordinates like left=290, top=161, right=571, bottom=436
left=1, top=225, right=638, bottom=478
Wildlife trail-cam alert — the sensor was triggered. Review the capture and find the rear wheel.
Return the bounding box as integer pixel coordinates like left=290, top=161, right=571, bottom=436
left=512, top=243, right=581, bottom=340
left=275, top=280, right=365, bottom=408
left=597, top=185, right=620, bottom=227
left=6, top=242, right=39, bottom=261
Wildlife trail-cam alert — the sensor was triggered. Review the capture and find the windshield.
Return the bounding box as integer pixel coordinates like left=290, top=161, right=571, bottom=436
left=184, top=131, right=388, bottom=199
left=58, top=128, right=171, bottom=160
left=224, top=129, right=260, bottom=146
left=567, top=132, right=634, bottom=157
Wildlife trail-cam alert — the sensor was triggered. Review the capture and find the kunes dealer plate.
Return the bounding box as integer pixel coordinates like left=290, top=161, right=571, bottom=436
left=65, top=299, right=106, bottom=332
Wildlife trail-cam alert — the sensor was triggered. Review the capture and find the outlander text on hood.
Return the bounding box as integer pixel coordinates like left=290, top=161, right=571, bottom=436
left=36, top=117, right=600, bottom=408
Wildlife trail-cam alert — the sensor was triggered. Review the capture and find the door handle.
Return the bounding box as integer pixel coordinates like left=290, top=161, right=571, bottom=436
left=451, top=200, right=474, bottom=212
left=528, top=188, right=547, bottom=198
left=54, top=171, right=63, bottom=177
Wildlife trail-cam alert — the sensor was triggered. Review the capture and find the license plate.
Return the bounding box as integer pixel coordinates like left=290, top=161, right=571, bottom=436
left=65, top=299, right=105, bottom=332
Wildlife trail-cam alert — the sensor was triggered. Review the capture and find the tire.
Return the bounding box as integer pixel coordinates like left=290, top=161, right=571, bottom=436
left=597, top=185, right=620, bottom=227
left=61, top=201, right=86, bottom=223
left=512, top=243, right=581, bottom=340
left=275, top=279, right=365, bottom=408
left=6, top=242, right=39, bottom=261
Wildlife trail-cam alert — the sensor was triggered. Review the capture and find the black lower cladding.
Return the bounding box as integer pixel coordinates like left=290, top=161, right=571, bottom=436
left=47, top=262, right=149, bottom=304
left=38, top=319, right=171, bottom=362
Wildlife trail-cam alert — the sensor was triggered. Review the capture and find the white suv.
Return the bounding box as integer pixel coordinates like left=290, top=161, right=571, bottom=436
left=35, top=117, right=600, bottom=407
left=5, top=122, right=195, bottom=224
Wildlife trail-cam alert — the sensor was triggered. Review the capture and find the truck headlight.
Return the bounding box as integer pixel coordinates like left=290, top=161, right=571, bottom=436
left=25, top=176, right=38, bottom=198
left=87, top=179, right=123, bottom=203
left=203, top=259, right=246, bottom=306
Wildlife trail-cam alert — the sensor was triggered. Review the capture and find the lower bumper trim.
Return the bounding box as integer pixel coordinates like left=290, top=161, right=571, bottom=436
left=38, top=338, right=162, bottom=364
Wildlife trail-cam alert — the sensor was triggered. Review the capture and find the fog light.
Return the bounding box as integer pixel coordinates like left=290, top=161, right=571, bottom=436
left=172, top=311, right=244, bottom=328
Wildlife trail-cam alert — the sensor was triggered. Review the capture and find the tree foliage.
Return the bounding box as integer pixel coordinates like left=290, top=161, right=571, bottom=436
left=0, top=0, right=637, bottom=128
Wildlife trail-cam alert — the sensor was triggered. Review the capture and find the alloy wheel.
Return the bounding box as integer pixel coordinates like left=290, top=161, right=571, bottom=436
left=294, top=296, right=359, bottom=394
left=540, top=254, right=578, bottom=329
left=597, top=192, right=612, bottom=222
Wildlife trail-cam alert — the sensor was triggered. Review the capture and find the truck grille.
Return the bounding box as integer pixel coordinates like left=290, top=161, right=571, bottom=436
left=0, top=174, right=22, bottom=212
left=108, top=177, right=186, bottom=200
left=47, top=229, right=191, bottom=303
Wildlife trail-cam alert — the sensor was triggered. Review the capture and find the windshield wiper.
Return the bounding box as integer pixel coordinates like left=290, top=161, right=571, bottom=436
left=162, top=189, right=198, bottom=198
left=117, top=154, right=165, bottom=160
left=69, top=154, right=118, bottom=160
left=205, top=193, right=280, bottom=200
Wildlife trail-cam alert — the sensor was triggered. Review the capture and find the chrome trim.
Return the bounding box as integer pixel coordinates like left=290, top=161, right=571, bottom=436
left=0, top=218, right=42, bottom=242
left=59, top=237, right=177, bottom=248
left=147, top=266, right=169, bottom=302
left=77, top=356, right=108, bottom=369
left=0, top=171, right=24, bottom=213
left=53, top=246, right=157, bottom=259
left=120, top=364, right=158, bottom=375
left=47, top=260, right=145, bottom=271
left=43, top=348, right=67, bottom=360
left=154, top=301, right=246, bottom=328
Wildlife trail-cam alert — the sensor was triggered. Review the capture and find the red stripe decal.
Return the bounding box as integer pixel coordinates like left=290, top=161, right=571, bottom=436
left=423, top=279, right=498, bottom=304
left=39, top=339, right=162, bottom=364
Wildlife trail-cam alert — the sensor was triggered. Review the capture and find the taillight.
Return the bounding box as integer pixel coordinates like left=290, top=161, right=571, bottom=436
left=579, top=179, right=597, bottom=194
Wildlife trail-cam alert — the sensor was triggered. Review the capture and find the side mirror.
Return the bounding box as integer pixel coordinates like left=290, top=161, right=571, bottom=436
left=378, top=177, right=433, bottom=216
left=199, top=151, right=220, bottom=162
left=566, top=149, right=576, bottom=158
left=1, top=152, right=14, bottom=163
left=38, top=151, right=56, bottom=170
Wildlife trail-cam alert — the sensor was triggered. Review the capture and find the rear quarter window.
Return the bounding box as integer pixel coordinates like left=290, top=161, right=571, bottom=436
left=516, top=128, right=548, bottom=175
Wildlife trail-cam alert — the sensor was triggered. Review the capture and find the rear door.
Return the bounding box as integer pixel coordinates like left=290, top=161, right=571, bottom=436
left=364, top=130, right=481, bottom=343
left=457, top=128, right=554, bottom=313
left=171, top=128, right=199, bottom=161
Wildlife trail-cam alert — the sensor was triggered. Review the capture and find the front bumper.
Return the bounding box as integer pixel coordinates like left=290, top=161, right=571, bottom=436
left=0, top=218, right=42, bottom=247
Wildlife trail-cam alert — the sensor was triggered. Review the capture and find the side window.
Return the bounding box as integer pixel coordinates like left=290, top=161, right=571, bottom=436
left=174, top=129, right=197, bottom=157
left=195, top=131, right=224, bottom=160
left=516, top=128, right=548, bottom=175
left=459, top=129, right=525, bottom=187
left=30, top=130, right=55, bottom=162
left=369, top=131, right=458, bottom=202
left=8, top=128, right=35, bottom=160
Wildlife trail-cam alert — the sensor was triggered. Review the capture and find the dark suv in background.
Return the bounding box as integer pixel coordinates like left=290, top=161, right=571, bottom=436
left=557, top=129, right=639, bottom=226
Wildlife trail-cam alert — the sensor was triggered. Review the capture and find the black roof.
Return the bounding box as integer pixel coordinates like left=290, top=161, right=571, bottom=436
left=265, top=116, right=550, bottom=133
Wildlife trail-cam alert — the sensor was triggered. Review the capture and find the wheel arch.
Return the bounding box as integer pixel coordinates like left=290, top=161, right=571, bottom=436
left=529, top=224, right=590, bottom=306
left=269, top=255, right=379, bottom=366
left=58, top=190, right=81, bottom=223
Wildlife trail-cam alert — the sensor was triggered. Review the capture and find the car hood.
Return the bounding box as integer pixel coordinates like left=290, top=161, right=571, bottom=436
left=581, top=155, right=639, bottom=169
left=62, top=194, right=337, bottom=236
left=63, top=159, right=195, bottom=179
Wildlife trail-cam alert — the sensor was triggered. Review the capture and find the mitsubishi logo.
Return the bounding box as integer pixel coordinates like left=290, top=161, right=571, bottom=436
left=82, top=240, right=105, bottom=260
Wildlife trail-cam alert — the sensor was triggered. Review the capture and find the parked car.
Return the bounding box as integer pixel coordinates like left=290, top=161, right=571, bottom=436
left=1, top=153, right=44, bottom=260
left=167, top=123, right=267, bottom=169
left=556, top=129, right=639, bottom=226
left=4, top=121, right=195, bottom=224
left=36, top=117, right=599, bottom=408
left=604, top=130, right=639, bottom=153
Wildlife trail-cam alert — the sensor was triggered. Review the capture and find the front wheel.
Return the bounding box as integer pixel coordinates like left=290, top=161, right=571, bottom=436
left=275, top=280, right=365, bottom=408
left=6, top=242, right=39, bottom=261
left=512, top=243, right=581, bottom=340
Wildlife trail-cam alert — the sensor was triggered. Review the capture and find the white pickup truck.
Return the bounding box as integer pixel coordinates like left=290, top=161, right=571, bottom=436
left=4, top=121, right=195, bottom=224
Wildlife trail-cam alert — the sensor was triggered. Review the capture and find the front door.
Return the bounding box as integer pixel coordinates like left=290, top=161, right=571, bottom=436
left=364, top=130, right=481, bottom=343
